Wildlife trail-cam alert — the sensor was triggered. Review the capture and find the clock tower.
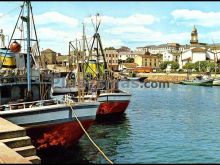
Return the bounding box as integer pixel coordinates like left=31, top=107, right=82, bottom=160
left=190, top=25, right=198, bottom=45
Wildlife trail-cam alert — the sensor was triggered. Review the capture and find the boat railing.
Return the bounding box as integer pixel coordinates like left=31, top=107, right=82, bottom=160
left=0, top=99, right=63, bottom=111
left=0, top=75, right=41, bottom=84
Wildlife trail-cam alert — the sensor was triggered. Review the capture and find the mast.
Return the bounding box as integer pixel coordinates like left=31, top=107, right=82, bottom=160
left=82, top=23, right=86, bottom=79
left=26, top=1, right=32, bottom=99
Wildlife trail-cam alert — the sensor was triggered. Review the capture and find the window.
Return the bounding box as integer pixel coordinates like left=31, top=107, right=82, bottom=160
left=1, top=88, right=10, bottom=98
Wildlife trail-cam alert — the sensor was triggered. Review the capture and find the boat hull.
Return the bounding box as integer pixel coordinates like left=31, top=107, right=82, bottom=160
left=181, top=80, right=213, bottom=86
left=26, top=119, right=94, bottom=151
left=96, top=91, right=131, bottom=116
left=0, top=102, right=99, bottom=151
left=213, top=79, right=220, bottom=86
left=97, top=101, right=129, bottom=116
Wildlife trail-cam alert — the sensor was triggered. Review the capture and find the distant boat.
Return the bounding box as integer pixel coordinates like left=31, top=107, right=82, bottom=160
left=181, top=75, right=213, bottom=86
left=213, top=77, right=220, bottom=86
left=127, top=72, right=141, bottom=81
left=127, top=77, right=140, bottom=81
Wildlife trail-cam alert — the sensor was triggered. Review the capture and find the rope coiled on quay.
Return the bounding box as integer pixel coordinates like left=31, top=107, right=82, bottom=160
left=65, top=99, right=113, bottom=164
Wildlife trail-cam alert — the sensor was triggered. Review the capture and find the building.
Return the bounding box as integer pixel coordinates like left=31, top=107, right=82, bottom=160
left=179, top=26, right=217, bottom=69
left=136, top=43, right=189, bottom=55
left=104, top=49, right=119, bottom=71
left=116, top=46, right=135, bottom=62
left=163, top=51, right=180, bottom=62
left=134, top=50, right=162, bottom=68
left=118, top=63, right=138, bottom=71
left=40, top=48, right=57, bottom=64
left=56, top=55, right=69, bottom=66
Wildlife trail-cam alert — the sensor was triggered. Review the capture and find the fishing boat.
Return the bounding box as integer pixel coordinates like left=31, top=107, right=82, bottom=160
left=65, top=14, right=131, bottom=118
left=213, top=77, right=220, bottom=86
left=181, top=75, right=213, bottom=86
left=127, top=77, right=140, bottom=81
left=0, top=1, right=99, bottom=152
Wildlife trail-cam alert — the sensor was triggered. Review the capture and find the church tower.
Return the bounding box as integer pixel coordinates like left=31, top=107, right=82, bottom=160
left=190, top=25, right=198, bottom=45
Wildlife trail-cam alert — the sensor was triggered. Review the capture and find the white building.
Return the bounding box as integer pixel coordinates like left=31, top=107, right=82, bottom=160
left=118, top=51, right=134, bottom=61
left=136, top=43, right=190, bottom=55
left=163, top=51, right=180, bottom=62
left=179, top=26, right=219, bottom=69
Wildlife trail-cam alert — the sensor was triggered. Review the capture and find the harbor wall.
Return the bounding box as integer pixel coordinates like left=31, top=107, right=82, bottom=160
left=137, top=73, right=220, bottom=83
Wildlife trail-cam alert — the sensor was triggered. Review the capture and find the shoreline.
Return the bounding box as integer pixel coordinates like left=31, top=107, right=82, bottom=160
left=137, top=73, right=220, bottom=83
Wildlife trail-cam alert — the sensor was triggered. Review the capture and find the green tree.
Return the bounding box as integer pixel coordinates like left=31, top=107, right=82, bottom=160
left=159, top=61, right=179, bottom=70
left=159, top=62, right=168, bottom=70
left=125, top=57, right=134, bottom=63
left=194, top=61, right=215, bottom=72
left=170, top=61, right=179, bottom=69
left=183, top=62, right=195, bottom=70
left=104, top=47, right=116, bottom=50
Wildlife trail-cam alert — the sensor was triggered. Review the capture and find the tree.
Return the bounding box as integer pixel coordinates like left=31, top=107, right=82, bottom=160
left=118, top=59, right=122, bottom=64
left=125, top=57, right=134, bottom=63
left=183, top=62, right=195, bottom=70
left=159, top=62, right=168, bottom=70
left=159, top=61, right=179, bottom=70
left=104, top=47, right=116, bottom=50
left=170, top=61, right=179, bottom=69
left=194, top=61, right=215, bottom=72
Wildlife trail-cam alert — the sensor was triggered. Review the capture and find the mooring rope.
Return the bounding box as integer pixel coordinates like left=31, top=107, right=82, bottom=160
left=64, top=98, right=113, bottom=164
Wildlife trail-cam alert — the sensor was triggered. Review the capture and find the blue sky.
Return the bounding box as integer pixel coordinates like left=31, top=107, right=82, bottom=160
left=1, top=1, right=220, bottom=54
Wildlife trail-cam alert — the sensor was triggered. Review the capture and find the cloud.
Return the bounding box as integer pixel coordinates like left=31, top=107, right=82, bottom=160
left=84, top=14, right=158, bottom=26
left=105, top=26, right=152, bottom=34
left=171, top=9, right=220, bottom=27
left=35, top=11, right=78, bottom=28
left=102, top=39, right=124, bottom=49
left=103, top=24, right=190, bottom=46
left=37, top=27, right=85, bottom=53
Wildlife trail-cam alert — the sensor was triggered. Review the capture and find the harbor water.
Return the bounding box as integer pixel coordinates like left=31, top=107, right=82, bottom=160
left=42, top=81, right=220, bottom=164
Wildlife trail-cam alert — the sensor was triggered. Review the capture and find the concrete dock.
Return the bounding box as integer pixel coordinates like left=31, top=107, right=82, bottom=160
left=0, top=117, right=41, bottom=164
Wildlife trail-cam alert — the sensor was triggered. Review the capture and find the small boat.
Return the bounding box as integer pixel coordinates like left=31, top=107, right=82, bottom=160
left=181, top=75, right=213, bottom=86
left=213, top=77, right=220, bottom=86
left=127, top=77, right=140, bottom=81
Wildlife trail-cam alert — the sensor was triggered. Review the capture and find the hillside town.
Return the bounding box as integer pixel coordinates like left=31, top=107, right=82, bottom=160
left=36, top=26, right=220, bottom=75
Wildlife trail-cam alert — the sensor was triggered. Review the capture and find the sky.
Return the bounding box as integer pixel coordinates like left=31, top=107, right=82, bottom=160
left=1, top=1, right=220, bottom=54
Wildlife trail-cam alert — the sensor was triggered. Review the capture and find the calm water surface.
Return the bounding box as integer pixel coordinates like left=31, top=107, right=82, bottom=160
left=43, top=82, right=220, bottom=164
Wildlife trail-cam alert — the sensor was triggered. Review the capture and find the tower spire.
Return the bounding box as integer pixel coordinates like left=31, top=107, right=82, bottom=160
left=190, top=25, right=198, bottom=45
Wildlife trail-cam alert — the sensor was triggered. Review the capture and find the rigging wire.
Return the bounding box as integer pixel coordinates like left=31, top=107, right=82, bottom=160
left=0, top=2, right=25, bottom=69
left=0, top=4, right=22, bottom=19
